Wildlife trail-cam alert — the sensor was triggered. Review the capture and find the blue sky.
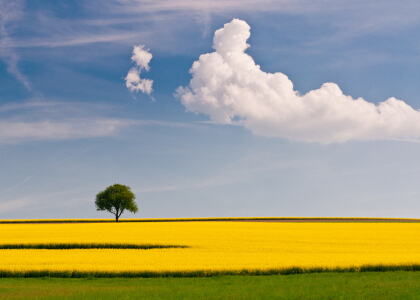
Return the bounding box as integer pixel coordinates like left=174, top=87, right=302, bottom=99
left=1, top=0, right=420, bottom=219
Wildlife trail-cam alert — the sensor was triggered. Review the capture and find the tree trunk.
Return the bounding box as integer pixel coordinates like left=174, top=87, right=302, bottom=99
left=115, top=214, right=119, bottom=222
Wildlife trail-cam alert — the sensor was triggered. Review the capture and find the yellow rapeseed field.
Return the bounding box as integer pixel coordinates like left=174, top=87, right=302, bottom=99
left=1, top=221, right=420, bottom=273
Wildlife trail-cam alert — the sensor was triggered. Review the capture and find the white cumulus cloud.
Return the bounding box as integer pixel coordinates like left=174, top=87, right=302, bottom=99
left=125, top=45, right=153, bottom=95
left=176, top=19, right=420, bottom=144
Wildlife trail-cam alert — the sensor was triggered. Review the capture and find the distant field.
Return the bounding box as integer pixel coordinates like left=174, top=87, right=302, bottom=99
left=1, top=219, right=420, bottom=277
left=1, top=217, right=420, bottom=223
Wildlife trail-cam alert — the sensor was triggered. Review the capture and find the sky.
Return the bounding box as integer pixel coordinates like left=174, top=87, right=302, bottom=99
left=1, top=0, right=420, bottom=219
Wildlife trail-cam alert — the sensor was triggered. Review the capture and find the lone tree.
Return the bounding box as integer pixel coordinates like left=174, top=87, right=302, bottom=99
left=95, top=184, right=138, bottom=222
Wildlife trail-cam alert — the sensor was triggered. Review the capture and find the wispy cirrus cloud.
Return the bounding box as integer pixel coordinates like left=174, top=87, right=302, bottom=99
left=7, top=33, right=142, bottom=48
left=0, top=197, right=31, bottom=213
left=0, top=176, right=32, bottom=195
left=0, top=100, right=138, bottom=144
left=0, top=119, right=136, bottom=144
left=7, top=0, right=420, bottom=53
left=0, top=0, right=32, bottom=90
left=110, top=0, right=420, bottom=35
left=0, top=99, right=197, bottom=144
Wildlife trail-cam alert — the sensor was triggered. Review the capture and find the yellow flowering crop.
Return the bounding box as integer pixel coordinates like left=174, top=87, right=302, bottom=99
left=1, top=221, right=420, bottom=274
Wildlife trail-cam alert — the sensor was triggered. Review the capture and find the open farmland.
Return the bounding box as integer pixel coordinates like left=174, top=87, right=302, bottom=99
left=1, top=220, right=420, bottom=277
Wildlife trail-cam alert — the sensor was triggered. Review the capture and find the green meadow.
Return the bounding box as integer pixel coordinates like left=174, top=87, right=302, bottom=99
left=2, top=271, right=420, bottom=299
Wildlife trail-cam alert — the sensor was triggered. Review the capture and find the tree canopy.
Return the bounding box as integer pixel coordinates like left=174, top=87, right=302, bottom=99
left=95, top=184, right=138, bottom=222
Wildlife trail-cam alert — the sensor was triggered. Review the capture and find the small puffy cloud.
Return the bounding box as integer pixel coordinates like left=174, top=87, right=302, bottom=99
left=131, top=45, right=152, bottom=71
left=125, top=45, right=153, bottom=94
left=125, top=68, right=153, bottom=94
left=176, top=19, right=420, bottom=144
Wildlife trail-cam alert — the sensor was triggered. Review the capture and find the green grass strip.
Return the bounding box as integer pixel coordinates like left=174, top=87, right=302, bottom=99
left=1, top=265, right=420, bottom=278
left=0, top=243, right=188, bottom=250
